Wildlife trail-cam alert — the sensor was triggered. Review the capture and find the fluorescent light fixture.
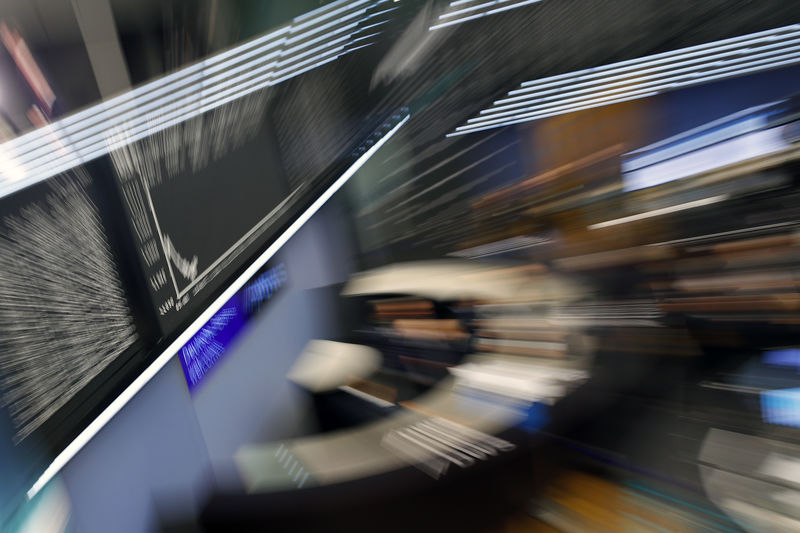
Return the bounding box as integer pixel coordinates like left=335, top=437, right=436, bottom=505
left=488, top=39, right=800, bottom=113
left=285, top=7, right=369, bottom=45
left=345, top=41, right=378, bottom=55
left=290, top=0, right=371, bottom=32
left=450, top=24, right=800, bottom=135
left=360, top=18, right=392, bottom=33
left=461, top=56, right=800, bottom=132
left=440, top=0, right=516, bottom=19
left=588, top=195, right=727, bottom=230
left=456, top=51, right=800, bottom=133
left=294, top=0, right=366, bottom=23
left=26, top=113, right=410, bottom=501
left=447, top=91, right=659, bottom=136
left=430, top=0, right=542, bottom=30
left=0, top=0, right=387, bottom=199
left=511, top=27, right=800, bottom=95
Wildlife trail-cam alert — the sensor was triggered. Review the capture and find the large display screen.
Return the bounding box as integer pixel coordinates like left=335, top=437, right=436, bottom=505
left=0, top=170, right=139, bottom=443
left=110, top=92, right=293, bottom=334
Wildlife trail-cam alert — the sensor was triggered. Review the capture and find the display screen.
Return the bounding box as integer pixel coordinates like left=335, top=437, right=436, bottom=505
left=179, top=262, right=287, bottom=390
left=0, top=170, right=139, bottom=443
left=622, top=98, right=796, bottom=191
left=110, top=93, right=294, bottom=334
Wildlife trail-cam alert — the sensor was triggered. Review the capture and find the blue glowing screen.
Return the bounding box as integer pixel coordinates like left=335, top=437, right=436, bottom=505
left=179, top=262, right=287, bottom=390
left=764, top=349, right=800, bottom=370
left=761, top=387, right=800, bottom=428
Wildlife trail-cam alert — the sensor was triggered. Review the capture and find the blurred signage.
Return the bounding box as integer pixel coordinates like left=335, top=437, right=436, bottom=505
left=178, top=262, right=287, bottom=390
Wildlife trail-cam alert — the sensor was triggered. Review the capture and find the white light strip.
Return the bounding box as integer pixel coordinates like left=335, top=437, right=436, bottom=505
left=468, top=47, right=800, bottom=124
left=507, top=34, right=800, bottom=99
left=446, top=91, right=660, bottom=136
left=344, top=41, right=378, bottom=55
left=285, top=7, right=369, bottom=45
left=456, top=89, right=662, bottom=131
left=365, top=5, right=402, bottom=19
left=9, top=34, right=371, bottom=188
left=271, top=43, right=348, bottom=80
left=14, top=50, right=286, bottom=171
left=25, top=113, right=410, bottom=501
left=3, top=35, right=286, bottom=159
left=430, top=0, right=542, bottom=30
left=276, top=21, right=360, bottom=62
left=516, top=25, right=800, bottom=92
left=360, top=18, right=392, bottom=33
left=440, top=0, right=513, bottom=19
left=460, top=50, right=800, bottom=132
left=451, top=33, right=800, bottom=135
left=294, top=0, right=364, bottom=23
left=587, top=195, right=727, bottom=230
left=489, top=37, right=800, bottom=111
left=290, top=0, right=370, bottom=33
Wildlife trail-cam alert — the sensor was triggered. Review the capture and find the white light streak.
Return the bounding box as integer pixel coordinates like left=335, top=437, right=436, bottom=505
left=440, top=0, right=514, bottom=19
left=285, top=8, right=369, bottom=45
left=489, top=38, right=800, bottom=111
left=512, top=26, right=800, bottom=95
left=468, top=47, right=800, bottom=126
left=456, top=49, right=800, bottom=135
left=451, top=24, right=800, bottom=135
left=450, top=91, right=660, bottom=136
left=430, top=0, right=542, bottom=30
left=588, top=195, right=728, bottom=230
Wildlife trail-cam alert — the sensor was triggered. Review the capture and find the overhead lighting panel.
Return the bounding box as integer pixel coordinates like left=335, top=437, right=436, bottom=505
left=429, top=0, right=544, bottom=31
left=0, top=0, right=394, bottom=200
left=449, top=24, right=800, bottom=136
